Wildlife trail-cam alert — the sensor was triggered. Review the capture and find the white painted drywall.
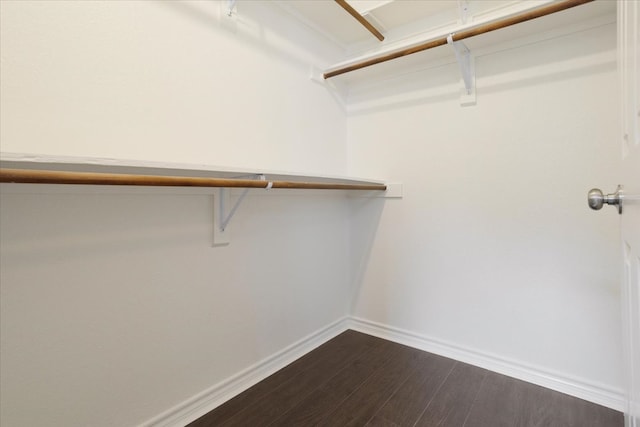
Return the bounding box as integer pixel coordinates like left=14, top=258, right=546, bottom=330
left=0, top=1, right=351, bottom=426
left=0, top=0, right=346, bottom=176
left=0, top=188, right=352, bottom=427
left=347, top=22, right=624, bottom=394
left=0, top=0, right=627, bottom=425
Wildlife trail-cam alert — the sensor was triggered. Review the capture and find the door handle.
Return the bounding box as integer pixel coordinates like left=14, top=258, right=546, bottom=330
left=588, top=185, right=623, bottom=214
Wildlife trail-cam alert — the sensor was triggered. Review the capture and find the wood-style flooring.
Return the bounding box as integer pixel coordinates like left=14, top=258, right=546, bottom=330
left=188, top=330, right=623, bottom=427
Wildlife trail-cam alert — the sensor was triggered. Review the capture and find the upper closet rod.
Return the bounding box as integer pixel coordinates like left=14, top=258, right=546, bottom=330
left=0, top=168, right=387, bottom=191
left=324, top=0, right=594, bottom=79
left=335, top=0, right=385, bottom=41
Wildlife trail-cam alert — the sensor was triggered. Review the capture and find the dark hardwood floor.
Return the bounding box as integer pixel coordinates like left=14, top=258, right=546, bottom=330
left=188, top=330, right=623, bottom=427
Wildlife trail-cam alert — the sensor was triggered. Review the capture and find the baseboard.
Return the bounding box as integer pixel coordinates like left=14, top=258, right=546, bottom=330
left=140, top=315, right=624, bottom=426
left=348, top=316, right=626, bottom=412
left=139, top=317, right=350, bottom=427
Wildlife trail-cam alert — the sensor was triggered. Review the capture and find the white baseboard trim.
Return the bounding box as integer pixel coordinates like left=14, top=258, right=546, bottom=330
left=139, top=317, right=350, bottom=427
left=140, top=315, right=624, bottom=426
left=348, top=316, right=625, bottom=412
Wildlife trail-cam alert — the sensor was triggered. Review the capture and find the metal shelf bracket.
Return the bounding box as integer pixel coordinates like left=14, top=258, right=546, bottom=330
left=458, top=0, right=469, bottom=24
left=226, top=0, right=237, bottom=17
left=213, top=174, right=269, bottom=246
left=447, top=34, right=477, bottom=106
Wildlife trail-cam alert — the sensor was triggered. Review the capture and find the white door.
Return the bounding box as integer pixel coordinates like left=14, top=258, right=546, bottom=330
left=619, top=1, right=639, bottom=426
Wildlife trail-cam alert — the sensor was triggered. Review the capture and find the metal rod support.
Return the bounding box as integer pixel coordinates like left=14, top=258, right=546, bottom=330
left=447, top=34, right=473, bottom=95
left=219, top=175, right=264, bottom=231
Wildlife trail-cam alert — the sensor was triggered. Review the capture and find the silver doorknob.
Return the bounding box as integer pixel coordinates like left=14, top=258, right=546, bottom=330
left=588, top=185, right=623, bottom=214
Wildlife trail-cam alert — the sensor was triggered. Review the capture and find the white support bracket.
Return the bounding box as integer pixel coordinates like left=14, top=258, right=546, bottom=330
left=220, top=0, right=238, bottom=33
left=213, top=174, right=268, bottom=246
left=226, top=0, right=237, bottom=17
left=447, top=34, right=477, bottom=106
left=457, top=0, right=469, bottom=24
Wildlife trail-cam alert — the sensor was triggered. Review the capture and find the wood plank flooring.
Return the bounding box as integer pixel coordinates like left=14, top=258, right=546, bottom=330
left=188, top=330, right=623, bottom=427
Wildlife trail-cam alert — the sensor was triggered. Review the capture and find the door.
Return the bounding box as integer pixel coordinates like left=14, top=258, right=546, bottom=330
left=619, top=1, right=639, bottom=426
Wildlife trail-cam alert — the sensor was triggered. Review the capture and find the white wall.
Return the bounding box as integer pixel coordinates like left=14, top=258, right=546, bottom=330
left=0, top=1, right=626, bottom=425
left=0, top=188, right=351, bottom=427
left=0, top=0, right=346, bottom=176
left=347, top=22, right=623, bottom=397
left=0, top=1, right=351, bottom=426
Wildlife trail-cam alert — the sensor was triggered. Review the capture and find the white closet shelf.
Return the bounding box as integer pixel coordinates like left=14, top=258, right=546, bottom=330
left=319, top=0, right=615, bottom=94
left=0, top=153, right=398, bottom=246
left=323, top=0, right=597, bottom=80
left=0, top=168, right=387, bottom=191
left=0, top=153, right=387, bottom=191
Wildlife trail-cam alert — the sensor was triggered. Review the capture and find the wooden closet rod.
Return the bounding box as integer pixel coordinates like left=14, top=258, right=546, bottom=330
left=324, top=0, right=594, bottom=79
left=0, top=168, right=387, bottom=191
left=335, top=0, right=385, bottom=41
